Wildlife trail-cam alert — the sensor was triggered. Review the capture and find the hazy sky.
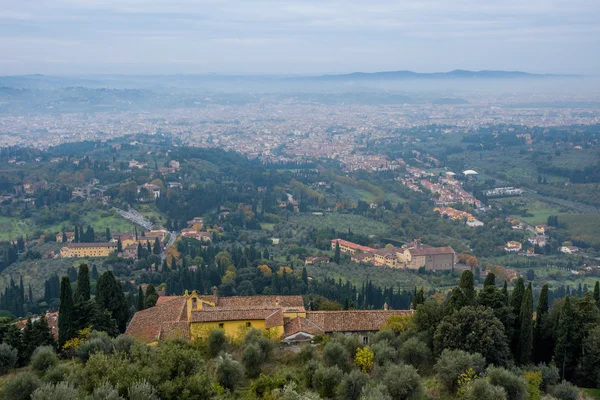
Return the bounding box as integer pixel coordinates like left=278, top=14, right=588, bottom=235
left=0, top=0, right=598, bottom=75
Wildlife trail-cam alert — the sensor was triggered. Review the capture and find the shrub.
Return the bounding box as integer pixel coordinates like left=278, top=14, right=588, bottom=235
left=382, top=363, right=424, bottom=400
left=251, top=373, right=287, bottom=398
left=371, top=330, right=396, bottom=346
left=551, top=380, right=578, bottom=400
left=0, top=343, right=18, bottom=375
left=272, top=382, right=322, bottom=400
left=359, top=384, right=392, bottom=400
left=90, top=382, right=123, bottom=400
left=463, top=378, right=507, bottom=400
left=486, top=366, right=528, bottom=400
left=30, top=382, right=78, bottom=400
left=535, top=363, right=560, bottom=391
left=355, top=346, right=374, bottom=373
left=435, top=349, right=486, bottom=393
left=215, top=353, right=243, bottom=392
left=77, top=338, right=113, bottom=363
left=337, top=370, right=368, bottom=400
left=208, top=329, right=227, bottom=357
left=399, top=337, right=431, bottom=371
left=332, top=334, right=362, bottom=356
left=242, top=343, right=263, bottom=378
left=312, top=365, right=343, bottom=398
left=184, top=373, right=217, bottom=399
left=304, top=359, right=320, bottom=388
left=372, top=340, right=397, bottom=366
left=1, top=372, right=42, bottom=400
left=523, top=370, right=542, bottom=400
left=322, top=341, right=349, bottom=370
left=44, top=365, right=71, bottom=384
left=113, top=335, right=136, bottom=355
left=30, top=346, right=59, bottom=375
left=128, top=379, right=159, bottom=400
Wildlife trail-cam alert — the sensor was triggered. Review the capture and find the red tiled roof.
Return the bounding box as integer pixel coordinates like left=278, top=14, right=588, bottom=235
left=284, top=316, right=325, bottom=337
left=408, top=247, right=454, bottom=256
left=306, top=310, right=413, bottom=333
left=66, top=242, right=116, bottom=248
left=189, top=307, right=282, bottom=327
left=331, top=239, right=374, bottom=253
left=125, top=297, right=186, bottom=342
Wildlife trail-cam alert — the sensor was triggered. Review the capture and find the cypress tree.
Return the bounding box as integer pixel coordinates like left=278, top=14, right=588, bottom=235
left=334, top=242, right=341, bottom=264
left=91, top=265, right=98, bottom=281
left=137, top=243, right=143, bottom=259
left=146, top=241, right=152, bottom=255
left=58, top=276, right=75, bottom=347
left=62, top=231, right=67, bottom=243
left=518, top=283, right=534, bottom=365
left=105, top=228, right=111, bottom=241
left=502, top=281, right=508, bottom=304
left=137, top=286, right=145, bottom=311
left=534, top=284, right=551, bottom=363
left=74, top=226, right=79, bottom=243
left=153, top=237, right=161, bottom=255
left=145, top=284, right=158, bottom=308
left=74, top=264, right=91, bottom=303
left=117, top=238, right=122, bottom=253
left=28, top=284, right=33, bottom=302
left=594, top=281, right=599, bottom=306
left=459, top=270, right=476, bottom=304
left=555, top=297, right=577, bottom=380
left=483, top=272, right=496, bottom=287
left=510, top=277, right=525, bottom=357
left=301, top=267, right=308, bottom=287
left=96, top=271, right=129, bottom=333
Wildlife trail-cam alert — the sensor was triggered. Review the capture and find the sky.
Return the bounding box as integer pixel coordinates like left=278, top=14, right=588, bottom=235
left=0, top=0, right=598, bottom=75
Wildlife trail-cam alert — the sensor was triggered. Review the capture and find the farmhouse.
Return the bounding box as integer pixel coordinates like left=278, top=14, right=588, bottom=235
left=60, top=242, right=116, bottom=258
left=125, top=290, right=411, bottom=343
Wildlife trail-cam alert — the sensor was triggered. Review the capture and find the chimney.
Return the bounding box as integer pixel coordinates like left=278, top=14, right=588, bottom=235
left=383, top=302, right=389, bottom=310
left=275, top=298, right=280, bottom=307
left=212, top=286, right=217, bottom=297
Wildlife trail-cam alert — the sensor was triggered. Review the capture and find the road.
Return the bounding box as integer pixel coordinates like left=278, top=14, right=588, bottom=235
left=115, top=206, right=153, bottom=230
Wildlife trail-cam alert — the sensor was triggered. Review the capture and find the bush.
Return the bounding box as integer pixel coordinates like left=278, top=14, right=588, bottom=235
left=486, top=366, right=528, bottom=400
left=382, top=363, right=424, bottom=400
left=322, top=341, right=349, bottom=370
left=338, top=370, right=368, bottom=400
left=208, top=329, right=227, bottom=357
left=551, top=380, right=578, bottom=400
left=435, top=349, right=486, bottom=393
left=215, top=353, right=243, bottom=392
left=523, top=370, right=542, bottom=400
left=312, top=365, right=343, bottom=398
left=272, top=382, right=322, bottom=400
left=371, top=330, right=396, bottom=346
left=113, top=335, right=136, bottom=355
left=535, top=363, right=560, bottom=391
left=399, top=337, right=431, bottom=371
left=0, top=343, right=18, bottom=375
left=184, top=373, right=217, bottom=399
left=251, top=373, right=287, bottom=398
left=242, top=343, right=263, bottom=378
left=359, top=384, right=392, bottom=400
left=244, top=329, right=273, bottom=362
left=77, top=338, right=113, bottom=363
left=372, top=340, right=397, bottom=366
left=304, top=359, right=320, bottom=388
left=30, top=382, right=78, bottom=400
left=30, top=346, right=59, bottom=375
left=90, top=382, right=123, bottom=400
left=463, top=378, right=507, bottom=400
left=332, top=334, right=362, bottom=356
left=128, top=379, right=159, bottom=400
left=354, top=346, right=374, bottom=373
left=1, top=372, right=42, bottom=400
left=44, top=365, right=71, bottom=384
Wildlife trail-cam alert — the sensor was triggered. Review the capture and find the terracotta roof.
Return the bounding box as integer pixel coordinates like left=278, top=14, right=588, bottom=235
left=159, top=321, right=190, bottom=340
left=189, top=307, right=282, bottom=327
left=306, top=310, right=412, bottom=333
left=125, top=297, right=186, bottom=342
left=66, top=242, right=116, bottom=248
left=331, top=239, right=374, bottom=253
left=216, top=295, right=304, bottom=311
left=284, top=316, right=325, bottom=337
left=156, top=296, right=188, bottom=306
left=408, top=247, right=454, bottom=256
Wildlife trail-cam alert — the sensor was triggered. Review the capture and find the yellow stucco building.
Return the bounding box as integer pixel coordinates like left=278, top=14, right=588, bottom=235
left=60, top=242, right=116, bottom=258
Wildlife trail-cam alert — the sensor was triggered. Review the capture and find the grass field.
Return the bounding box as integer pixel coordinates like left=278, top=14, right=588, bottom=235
left=518, top=200, right=571, bottom=225
left=260, top=223, right=275, bottom=232
left=560, top=214, right=600, bottom=247
left=580, top=388, right=600, bottom=399
left=289, top=213, right=390, bottom=237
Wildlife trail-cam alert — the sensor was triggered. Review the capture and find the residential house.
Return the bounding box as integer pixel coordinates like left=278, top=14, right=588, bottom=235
left=305, top=257, right=330, bottom=265
left=60, top=242, right=116, bottom=258
left=505, top=241, right=523, bottom=252
left=561, top=246, right=580, bottom=254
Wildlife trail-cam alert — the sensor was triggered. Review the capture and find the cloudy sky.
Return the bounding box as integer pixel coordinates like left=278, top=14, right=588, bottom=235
left=0, top=0, right=598, bottom=75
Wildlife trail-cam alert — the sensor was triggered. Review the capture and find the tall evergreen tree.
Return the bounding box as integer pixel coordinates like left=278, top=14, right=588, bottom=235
left=153, top=238, right=161, bottom=255
left=74, top=226, right=79, bottom=243
left=117, top=238, right=122, bottom=253
left=137, top=286, right=145, bottom=311
left=95, top=271, right=129, bottom=333
left=105, top=228, right=111, bottom=241
left=145, top=284, right=158, bottom=308
left=74, top=264, right=91, bottom=303
left=555, top=297, right=577, bottom=380
left=594, top=281, right=599, bottom=306
left=91, top=265, right=98, bottom=281
left=509, top=277, right=525, bottom=356
left=58, top=276, right=75, bottom=347
left=334, top=242, right=341, bottom=264
left=62, top=231, right=67, bottom=243
left=518, top=283, right=534, bottom=365
left=534, top=284, right=551, bottom=363
left=459, top=270, right=476, bottom=305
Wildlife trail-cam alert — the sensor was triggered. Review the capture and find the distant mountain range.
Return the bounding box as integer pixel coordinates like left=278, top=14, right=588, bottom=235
left=304, top=69, right=577, bottom=81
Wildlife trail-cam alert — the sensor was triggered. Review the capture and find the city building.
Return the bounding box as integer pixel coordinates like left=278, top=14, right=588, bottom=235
left=60, top=242, right=116, bottom=258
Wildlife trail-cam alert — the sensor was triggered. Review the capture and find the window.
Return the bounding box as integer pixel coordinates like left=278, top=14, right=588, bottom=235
left=192, top=298, right=197, bottom=309
left=246, top=322, right=252, bottom=328
left=218, top=323, right=224, bottom=329
left=362, top=336, right=369, bottom=345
